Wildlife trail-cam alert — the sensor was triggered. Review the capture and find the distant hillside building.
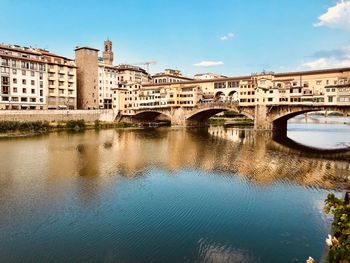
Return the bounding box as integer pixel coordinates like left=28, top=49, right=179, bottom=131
left=194, top=73, right=227, bottom=80
left=152, top=69, right=193, bottom=84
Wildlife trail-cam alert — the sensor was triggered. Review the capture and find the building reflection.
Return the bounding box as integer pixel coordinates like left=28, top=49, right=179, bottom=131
left=39, top=127, right=348, bottom=190
left=1, top=127, right=349, bottom=196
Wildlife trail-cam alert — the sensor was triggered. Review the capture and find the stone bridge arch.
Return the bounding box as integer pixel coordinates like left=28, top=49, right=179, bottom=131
left=266, top=105, right=350, bottom=136
left=185, top=103, right=255, bottom=126
left=125, top=109, right=172, bottom=124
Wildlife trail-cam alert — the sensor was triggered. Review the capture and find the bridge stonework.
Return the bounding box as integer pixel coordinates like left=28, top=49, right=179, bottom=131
left=120, top=102, right=350, bottom=134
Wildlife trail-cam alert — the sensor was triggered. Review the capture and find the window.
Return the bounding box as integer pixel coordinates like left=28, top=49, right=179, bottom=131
left=12, top=69, right=17, bottom=74
left=31, top=71, right=35, bottom=77
left=22, top=70, right=26, bottom=76
left=31, top=80, right=35, bottom=85
left=22, top=88, right=27, bottom=93
left=22, top=79, right=26, bottom=85
left=13, top=87, right=17, bottom=93
left=316, top=80, right=322, bottom=85
left=214, top=82, right=226, bottom=89
left=31, top=89, right=35, bottom=94
left=13, top=78, right=17, bottom=84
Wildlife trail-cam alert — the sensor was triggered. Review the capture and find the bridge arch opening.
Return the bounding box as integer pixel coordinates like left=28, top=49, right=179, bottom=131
left=214, top=91, right=225, bottom=102
left=133, top=111, right=171, bottom=125
left=227, top=91, right=238, bottom=102
left=186, top=107, right=254, bottom=127
left=272, top=109, right=348, bottom=138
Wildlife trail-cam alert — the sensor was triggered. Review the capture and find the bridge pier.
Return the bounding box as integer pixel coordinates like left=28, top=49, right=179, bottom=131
left=254, top=105, right=272, bottom=130
left=272, top=118, right=288, bottom=137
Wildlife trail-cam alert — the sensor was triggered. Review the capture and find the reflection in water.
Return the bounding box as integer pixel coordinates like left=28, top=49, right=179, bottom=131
left=0, top=127, right=349, bottom=262
left=288, top=115, right=350, bottom=149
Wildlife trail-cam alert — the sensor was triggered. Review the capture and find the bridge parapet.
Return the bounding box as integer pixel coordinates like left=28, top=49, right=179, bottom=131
left=194, top=101, right=240, bottom=110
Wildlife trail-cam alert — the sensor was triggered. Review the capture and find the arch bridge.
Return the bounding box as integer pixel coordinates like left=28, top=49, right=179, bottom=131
left=120, top=102, right=350, bottom=134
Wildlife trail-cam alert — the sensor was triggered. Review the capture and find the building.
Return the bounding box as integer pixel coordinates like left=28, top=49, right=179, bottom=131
left=40, top=49, right=77, bottom=109
left=75, top=40, right=151, bottom=110
left=0, top=44, right=77, bottom=110
left=114, top=67, right=350, bottom=115
left=152, top=69, right=193, bottom=84
left=193, top=73, right=227, bottom=80
left=75, top=46, right=100, bottom=109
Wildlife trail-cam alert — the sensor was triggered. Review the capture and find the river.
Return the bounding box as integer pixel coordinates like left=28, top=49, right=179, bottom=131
left=0, top=116, right=349, bottom=263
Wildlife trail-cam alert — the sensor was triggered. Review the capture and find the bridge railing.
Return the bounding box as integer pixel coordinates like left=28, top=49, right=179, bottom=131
left=196, top=101, right=240, bottom=109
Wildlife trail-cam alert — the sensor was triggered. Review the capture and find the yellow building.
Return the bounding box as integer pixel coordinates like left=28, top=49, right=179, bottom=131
left=41, top=50, right=77, bottom=109
left=114, top=67, right=350, bottom=114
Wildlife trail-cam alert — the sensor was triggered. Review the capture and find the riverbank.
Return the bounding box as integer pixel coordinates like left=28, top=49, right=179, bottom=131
left=0, top=120, right=134, bottom=138
left=208, top=110, right=254, bottom=127
left=209, top=117, right=254, bottom=127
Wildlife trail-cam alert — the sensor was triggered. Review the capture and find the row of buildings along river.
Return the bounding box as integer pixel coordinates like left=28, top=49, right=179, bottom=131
left=0, top=39, right=350, bottom=112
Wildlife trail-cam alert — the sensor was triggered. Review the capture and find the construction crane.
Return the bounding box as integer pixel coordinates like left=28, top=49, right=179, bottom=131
left=132, top=61, right=158, bottom=73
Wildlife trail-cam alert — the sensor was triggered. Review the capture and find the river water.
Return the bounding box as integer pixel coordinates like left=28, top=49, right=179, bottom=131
left=0, top=117, right=349, bottom=263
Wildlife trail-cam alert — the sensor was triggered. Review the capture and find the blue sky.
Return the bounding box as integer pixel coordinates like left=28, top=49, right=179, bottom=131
left=1, top=0, right=350, bottom=76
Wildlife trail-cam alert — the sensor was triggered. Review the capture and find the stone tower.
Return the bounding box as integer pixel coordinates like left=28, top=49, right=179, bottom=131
left=103, top=39, right=114, bottom=65
left=75, top=46, right=99, bottom=109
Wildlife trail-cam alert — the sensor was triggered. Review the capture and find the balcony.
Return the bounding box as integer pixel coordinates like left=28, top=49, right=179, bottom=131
left=68, top=70, right=75, bottom=76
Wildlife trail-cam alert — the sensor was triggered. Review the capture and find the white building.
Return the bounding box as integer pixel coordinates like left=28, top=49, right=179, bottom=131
left=0, top=44, right=47, bottom=110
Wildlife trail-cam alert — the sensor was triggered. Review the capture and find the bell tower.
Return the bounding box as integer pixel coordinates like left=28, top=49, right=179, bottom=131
left=103, top=39, right=114, bottom=65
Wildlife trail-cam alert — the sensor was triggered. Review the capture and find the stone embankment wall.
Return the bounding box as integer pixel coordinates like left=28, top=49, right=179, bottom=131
left=0, top=109, right=116, bottom=122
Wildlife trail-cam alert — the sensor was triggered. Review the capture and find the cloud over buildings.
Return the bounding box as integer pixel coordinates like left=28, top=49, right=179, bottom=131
left=314, top=0, right=350, bottom=29
left=301, top=46, right=350, bottom=69
left=193, top=61, right=224, bottom=67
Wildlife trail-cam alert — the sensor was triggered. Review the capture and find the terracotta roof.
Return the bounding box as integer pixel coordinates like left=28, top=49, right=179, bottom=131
left=143, top=75, right=251, bottom=87
left=275, top=67, right=350, bottom=77
left=152, top=74, right=193, bottom=80
left=0, top=44, right=41, bottom=56
left=74, top=46, right=99, bottom=52
left=39, top=49, right=73, bottom=61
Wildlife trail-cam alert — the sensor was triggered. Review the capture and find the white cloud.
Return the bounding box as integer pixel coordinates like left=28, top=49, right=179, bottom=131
left=220, top=32, right=234, bottom=41
left=301, top=46, right=350, bottom=70
left=314, top=0, right=350, bottom=29
left=193, top=61, right=224, bottom=67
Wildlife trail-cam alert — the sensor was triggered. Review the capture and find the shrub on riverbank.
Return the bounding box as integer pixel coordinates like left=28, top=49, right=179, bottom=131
left=324, top=193, right=350, bottom=262
left=0, top=119, right=134, bottom=135
left=94, top=120, right=133, bottom=129
left=223, top=111, right=244, bottom=117
left=0, top=121, right=50, bottom=133
left=65, top=119, right=86, bottom=131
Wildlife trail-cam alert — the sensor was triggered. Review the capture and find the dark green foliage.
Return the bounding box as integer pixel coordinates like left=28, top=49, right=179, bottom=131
left=94, top=120, right=101, bottom=129
left=223, top=111, right=243, bottom=117
left=65, top=120, right=86, bottom=131
left=0, top=121, right=49, bottom=133
left=324, top=193, right=350, bottom=262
